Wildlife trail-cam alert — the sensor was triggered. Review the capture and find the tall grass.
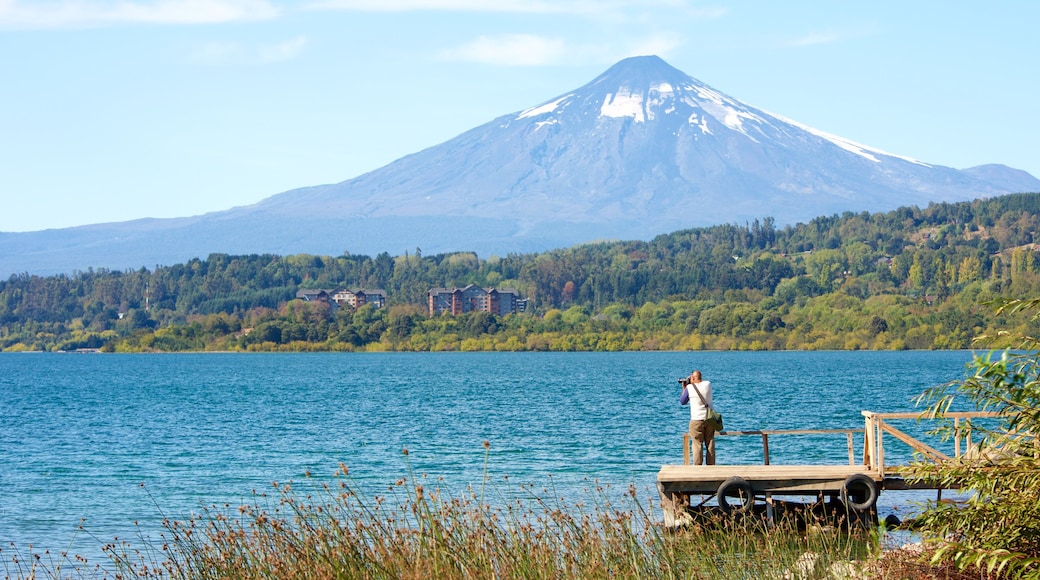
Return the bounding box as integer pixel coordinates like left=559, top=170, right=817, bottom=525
left=4, top=455, right=998, bottom=579
left=91, top=458, right=881, bottom=580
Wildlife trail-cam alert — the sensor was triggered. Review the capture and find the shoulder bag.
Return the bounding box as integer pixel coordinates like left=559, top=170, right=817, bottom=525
left=691, top=384, right=723, bottom=431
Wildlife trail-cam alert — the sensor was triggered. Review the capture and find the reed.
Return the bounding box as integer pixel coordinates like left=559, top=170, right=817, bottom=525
left=94, top=460, right=877, bottom=580
left=4, top=456, right=997, bottom=579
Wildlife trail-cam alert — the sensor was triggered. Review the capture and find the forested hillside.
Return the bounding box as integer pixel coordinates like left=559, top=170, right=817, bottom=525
left=3, top=193, right=1040, bottom=352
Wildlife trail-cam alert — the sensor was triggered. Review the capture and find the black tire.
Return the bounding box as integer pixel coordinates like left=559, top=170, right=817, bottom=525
left=840, top=473, right=879, bottom=512
left=717, top=476, right=754, bottom=514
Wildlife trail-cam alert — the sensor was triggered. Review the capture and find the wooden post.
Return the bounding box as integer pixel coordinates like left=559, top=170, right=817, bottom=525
left=863, top=412, right=875, bottom=469
left=658, top=482, right=681, bottom=529
left=863, top=428, right=870, bottom=467
left=877, top=417, right=886, bottom=478
left=846, top=432, right=854, bottom=465
left=762, top=434, right=770, bottom=465
left=954, top=417, right=961, bottom=458
left=683, top=433, right=690, bottom=465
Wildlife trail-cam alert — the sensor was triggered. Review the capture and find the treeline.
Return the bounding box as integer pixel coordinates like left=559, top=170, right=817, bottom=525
left=3, top=193, right=1040, bottom=352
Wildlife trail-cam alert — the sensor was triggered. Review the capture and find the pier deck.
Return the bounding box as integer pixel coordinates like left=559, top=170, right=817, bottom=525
left=657, top=410, right=1000, bottom=526
left=658, top=464, right=879, bottom=496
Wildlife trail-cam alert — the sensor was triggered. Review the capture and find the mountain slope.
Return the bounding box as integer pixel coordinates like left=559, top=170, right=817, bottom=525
left=3, top=55, right=1038, bottom=276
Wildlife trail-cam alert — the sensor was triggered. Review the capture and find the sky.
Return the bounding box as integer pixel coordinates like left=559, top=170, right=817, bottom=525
left=1, top=1, right=1038, bottom=232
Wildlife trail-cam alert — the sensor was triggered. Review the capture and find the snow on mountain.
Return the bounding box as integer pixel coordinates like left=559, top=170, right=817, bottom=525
left=2, top=55, right=1038, bottom=276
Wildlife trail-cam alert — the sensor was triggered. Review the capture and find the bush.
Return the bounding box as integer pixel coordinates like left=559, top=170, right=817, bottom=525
left=910, top=297, right=1040, bottom=578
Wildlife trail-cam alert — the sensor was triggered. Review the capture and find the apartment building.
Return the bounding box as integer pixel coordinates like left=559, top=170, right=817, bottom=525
left=427, top=285, right=525, bottom=316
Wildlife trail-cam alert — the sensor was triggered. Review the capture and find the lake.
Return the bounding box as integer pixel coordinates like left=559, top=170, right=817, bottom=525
left=0, top=350, right=977, bottom=565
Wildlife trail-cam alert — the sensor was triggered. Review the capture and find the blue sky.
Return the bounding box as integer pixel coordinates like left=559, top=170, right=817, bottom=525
left=1, top=1, right=1037, bottom=232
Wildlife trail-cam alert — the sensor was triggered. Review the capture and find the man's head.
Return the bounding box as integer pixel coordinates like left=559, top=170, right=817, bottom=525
left=691, top=370, right=702, bottom=382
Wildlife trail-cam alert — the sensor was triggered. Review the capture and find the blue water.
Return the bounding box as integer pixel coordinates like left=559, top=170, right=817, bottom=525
left=0, top=351, right=976, bottom=564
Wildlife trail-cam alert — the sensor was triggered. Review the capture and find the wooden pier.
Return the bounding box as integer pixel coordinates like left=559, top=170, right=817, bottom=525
left=657, top=411, right=999, bottom=526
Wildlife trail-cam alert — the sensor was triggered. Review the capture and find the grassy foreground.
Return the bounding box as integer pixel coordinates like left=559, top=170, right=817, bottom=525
left=3, top=457, right=998, bottom=580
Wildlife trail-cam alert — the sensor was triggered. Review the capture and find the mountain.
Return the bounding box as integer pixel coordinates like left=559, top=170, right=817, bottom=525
left=3, top=55, right=1038, bottom=277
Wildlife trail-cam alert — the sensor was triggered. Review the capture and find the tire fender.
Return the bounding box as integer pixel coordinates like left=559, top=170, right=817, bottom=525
left=840, top=473, right=879, bottom=512
left=717, top=476, right=754, bottom=514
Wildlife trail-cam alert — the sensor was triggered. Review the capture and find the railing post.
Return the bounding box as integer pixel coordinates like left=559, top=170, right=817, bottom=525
left=762, top=434, right=770, bottom=465
left=863, top=428, right=870, bottom=467
left=877, top=416, right=886, bottom=478
left=846, top=432, right=854, bottom=465
left=954, top=417, right=961, bottom=458
left=966, top=419, right=973, bottom=452
left=683, top=433, right=690, bottom=465
left=863, top=412, right=875, bottom=470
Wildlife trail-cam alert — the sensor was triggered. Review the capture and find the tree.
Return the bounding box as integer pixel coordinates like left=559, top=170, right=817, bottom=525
left=803, top=248, right=846, bottom=291
left=958, top=255, right=982, bottom=285
left=910, top=297, right=1040, bottom=578
left=868, top=315, right=888, bottom=336
left=562, top=280, right=577, bottom=303
left=908, top=252, right=926, bottom=291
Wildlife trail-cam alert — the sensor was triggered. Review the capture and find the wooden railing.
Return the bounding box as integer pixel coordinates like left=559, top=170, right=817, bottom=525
left=682, top=428, right=863, bottom=466
left=680, top=411, right=1003, bottom=470
left=862, top=411, right=1002, bottom=477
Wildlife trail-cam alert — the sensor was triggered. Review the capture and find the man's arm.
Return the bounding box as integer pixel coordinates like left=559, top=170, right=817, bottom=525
left=679, top=387, right=689, bottom=405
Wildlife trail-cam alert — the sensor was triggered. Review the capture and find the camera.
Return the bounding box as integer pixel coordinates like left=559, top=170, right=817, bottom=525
left=678, top=377, right=690, bottom=387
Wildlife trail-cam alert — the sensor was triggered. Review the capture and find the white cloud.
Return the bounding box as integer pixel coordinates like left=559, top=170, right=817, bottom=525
left=309, top=0, right=561, bottom=11
left=307, top=0, right=694, bottom=16
left=438, top=34, right=567, bottom=66
left=788, top=31, right=843, bottom=47
left=187, top=40, right=244, bottom=63
left=623, top=32, right=684, bottom=59
left=188, top=35, right=309, bottom=64
left=685, top=6, right=726, bottom=19
left=439, top=33, right=686, bottom=67
left=257, top=35, right=309, bottom=62
left=0, top=0, right=278, bottom=29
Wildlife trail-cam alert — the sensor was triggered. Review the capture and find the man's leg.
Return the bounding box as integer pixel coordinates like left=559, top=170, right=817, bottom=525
left=689, top=420, right=706, bottom=465
left=704, top=422, right=716, bottom=465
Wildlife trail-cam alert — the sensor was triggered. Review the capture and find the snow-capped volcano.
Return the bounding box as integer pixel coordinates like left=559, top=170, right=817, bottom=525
left=3, top=55, right=1038, bottom=276
left=255, top=55, right=1034, bottom=234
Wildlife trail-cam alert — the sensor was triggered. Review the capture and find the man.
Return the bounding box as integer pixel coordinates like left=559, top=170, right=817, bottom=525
left=680, top=370, right=716, bottom=465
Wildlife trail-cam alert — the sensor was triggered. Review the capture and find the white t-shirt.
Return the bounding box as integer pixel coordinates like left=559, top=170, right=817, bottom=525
left=687, top=380, right=713, bottom=421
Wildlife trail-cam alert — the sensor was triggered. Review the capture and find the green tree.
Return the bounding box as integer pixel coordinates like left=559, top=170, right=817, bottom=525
left=803, top=248, right=847, bottom=291
left=911, top=297, right=1040, bottom=578
left=958, top=255, right=982, bottom=286
left=908, top=252, right=926, bottom=291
